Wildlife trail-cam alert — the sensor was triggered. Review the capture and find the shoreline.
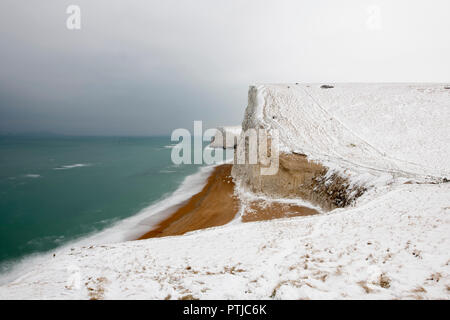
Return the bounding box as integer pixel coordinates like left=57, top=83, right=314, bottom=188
left=137, top=163, right=319, bottom=240
left=138, top=164, right=239, bottom=239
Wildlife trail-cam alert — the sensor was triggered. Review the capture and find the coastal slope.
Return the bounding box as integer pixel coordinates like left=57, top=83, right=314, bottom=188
left=0, top=84, right=449, bottom=299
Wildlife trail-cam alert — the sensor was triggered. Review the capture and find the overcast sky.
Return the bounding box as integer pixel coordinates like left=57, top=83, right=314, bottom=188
left=0, top=0, right=449, bottom=136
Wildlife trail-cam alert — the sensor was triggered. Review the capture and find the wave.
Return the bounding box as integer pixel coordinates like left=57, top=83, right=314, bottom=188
left=0, top=165, right=215, bottom=285
left=23, top=174, right=41, bottom=178
left=53, top=163, right=91, bottom=170
left=159, top=170, right=176, bottom=173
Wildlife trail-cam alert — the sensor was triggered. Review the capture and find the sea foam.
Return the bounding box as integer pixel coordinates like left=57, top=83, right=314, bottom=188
left=23, top=174, right=41, bottom=178
left=53, top=163, right=91, bottom=170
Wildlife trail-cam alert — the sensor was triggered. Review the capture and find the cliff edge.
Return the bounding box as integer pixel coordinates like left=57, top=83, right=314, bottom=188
left=232, top=84, right=450, bottom=210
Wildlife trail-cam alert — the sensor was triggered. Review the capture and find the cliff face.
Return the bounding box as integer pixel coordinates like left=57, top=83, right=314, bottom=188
left=232, top=152, right=365, bottom=211
left=232, top=84, right=450, bottom=210
left=209, top=126, right=242, bottom=148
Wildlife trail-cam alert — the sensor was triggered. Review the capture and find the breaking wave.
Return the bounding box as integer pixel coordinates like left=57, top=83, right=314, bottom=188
left=53, top=164, right=91, bottom=170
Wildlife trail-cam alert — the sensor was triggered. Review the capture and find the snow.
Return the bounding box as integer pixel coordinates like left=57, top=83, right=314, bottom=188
left=242, top=84, right=450, bottom=182
left=0, top=84, right=449, bottom=299
left=1, top=183, right=448, bottom=299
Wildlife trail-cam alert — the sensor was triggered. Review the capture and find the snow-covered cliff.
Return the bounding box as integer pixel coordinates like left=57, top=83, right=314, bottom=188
left=239, top=84, right=450, bottom=179
left=232, top=84, right=450, bottom=210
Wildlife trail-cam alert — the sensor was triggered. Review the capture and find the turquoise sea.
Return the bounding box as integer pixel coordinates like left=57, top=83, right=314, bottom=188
left=0, top=136, right=224, bottom=280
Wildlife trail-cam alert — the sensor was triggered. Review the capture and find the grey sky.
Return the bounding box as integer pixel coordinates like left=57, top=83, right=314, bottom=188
left=1, top=0, right=449, bottom=136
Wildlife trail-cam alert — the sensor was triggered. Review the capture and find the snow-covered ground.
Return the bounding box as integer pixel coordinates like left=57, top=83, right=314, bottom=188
left=0, top=182, right=448, bottom=299
left=0, top=84, right=449, bottom=299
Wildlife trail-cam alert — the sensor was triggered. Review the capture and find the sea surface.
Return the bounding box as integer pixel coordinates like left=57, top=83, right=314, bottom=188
left=0, top=136, right=229, bottom=281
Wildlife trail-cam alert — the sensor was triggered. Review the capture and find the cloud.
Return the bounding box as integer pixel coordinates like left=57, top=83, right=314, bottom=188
left=1, top=0, right=449, bottom=135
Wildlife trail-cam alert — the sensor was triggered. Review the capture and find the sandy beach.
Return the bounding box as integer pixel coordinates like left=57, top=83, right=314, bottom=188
left=138, top=164, right=319, bottom=239
left=138, top=164, right=239, bottom=239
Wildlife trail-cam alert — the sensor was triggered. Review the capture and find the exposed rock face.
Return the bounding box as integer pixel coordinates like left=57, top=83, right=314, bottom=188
left=233, top=153, right=365, bottom=211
